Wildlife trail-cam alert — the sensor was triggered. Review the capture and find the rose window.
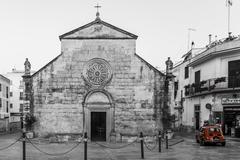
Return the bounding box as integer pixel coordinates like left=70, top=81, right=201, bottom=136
left=82, top=58, right=112, bottom=87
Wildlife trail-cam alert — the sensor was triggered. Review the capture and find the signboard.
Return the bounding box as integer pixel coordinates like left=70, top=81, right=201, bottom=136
left=205, top=103, right=212, bottom=110
left=222, top=98, right=240, bottom=105
left=212, top=104, right=223, bottom=112
left=10, top=112, right=22, bottom=116
left=224, top=107, right=240, bottom=111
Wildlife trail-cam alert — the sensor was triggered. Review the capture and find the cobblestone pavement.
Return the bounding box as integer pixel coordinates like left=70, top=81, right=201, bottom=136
left=0, top=133, right=240, bottom=160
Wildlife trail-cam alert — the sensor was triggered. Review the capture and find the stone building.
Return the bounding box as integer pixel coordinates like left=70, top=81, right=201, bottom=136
left=30, top=13, right=166, bottom=141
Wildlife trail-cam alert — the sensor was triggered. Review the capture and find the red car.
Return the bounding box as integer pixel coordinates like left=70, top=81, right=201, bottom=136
left=196, top=125, right=226, bottom=146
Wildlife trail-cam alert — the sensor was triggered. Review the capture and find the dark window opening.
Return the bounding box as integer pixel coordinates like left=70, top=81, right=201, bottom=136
left=6, top=101, right=8, bottom=113
left=140, top=66, right=143, bottom=79
left=20, top=92, right=24, bottom=100
left=195, top=70, right=201, bottom=92
left=6, top=87, right=9, bottom=98
left=228, top=60, right=240, bottom=88
left=185, top=66, right=189, bottom=79
left=174, top=81, right=178, bottom=99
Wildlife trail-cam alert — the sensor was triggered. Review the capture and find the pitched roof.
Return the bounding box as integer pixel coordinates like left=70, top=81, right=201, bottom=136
left=134, top=53, right=165, bottom=76
left=59, top=19, right=138, bottom=40
left=31, top=53, right=62, bottom=78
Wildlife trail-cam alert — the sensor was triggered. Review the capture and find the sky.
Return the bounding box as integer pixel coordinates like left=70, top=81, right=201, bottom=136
left=0, top=0, right=240, bottom=74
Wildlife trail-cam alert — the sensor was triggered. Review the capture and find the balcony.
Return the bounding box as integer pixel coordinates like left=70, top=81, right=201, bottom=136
left=184, top=76, right=240, bottom=97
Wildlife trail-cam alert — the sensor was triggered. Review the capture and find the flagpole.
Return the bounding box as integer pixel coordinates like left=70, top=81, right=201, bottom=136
left=228, top=1, right=230, bottom=35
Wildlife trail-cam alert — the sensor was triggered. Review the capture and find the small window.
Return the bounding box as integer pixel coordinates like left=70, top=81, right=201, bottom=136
left=194, top=105, right=200, bottom=111
left=6, top=87, right=9, bottom=98
left=20, top=92, right=24, bottom=100
left=10, top=92, right=13, bottom=97
left=185, top=66, right=189, bottom=79
left=174, top=81, right=178, bottom=99
left=6, top=101, right=8, bottom=112
left=19, top=104, right=24, bottom=112
left=10, top=103, right=13, bottom=109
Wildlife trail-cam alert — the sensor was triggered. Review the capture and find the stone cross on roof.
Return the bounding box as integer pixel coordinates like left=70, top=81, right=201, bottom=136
left=94, top=3, right=101, bottom=20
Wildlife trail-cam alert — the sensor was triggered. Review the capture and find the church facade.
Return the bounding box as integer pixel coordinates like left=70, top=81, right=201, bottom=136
left=31, top=15, right=166, bottom=141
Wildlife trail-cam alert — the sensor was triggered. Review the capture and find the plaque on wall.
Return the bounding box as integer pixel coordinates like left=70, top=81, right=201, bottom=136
left=82, top=58, right=113, bottom=88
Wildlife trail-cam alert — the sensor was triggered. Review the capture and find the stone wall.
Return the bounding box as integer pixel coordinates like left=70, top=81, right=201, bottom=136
left=0, top=119, right=9, bottom=132
left=32, top=38, right=165, bottom=138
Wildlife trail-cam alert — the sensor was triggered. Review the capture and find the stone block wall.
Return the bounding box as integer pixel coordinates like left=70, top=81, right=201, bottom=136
left=32, top=38, right=165, bottom=138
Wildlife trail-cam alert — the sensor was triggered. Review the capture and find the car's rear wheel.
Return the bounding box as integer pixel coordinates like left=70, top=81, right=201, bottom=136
left=221, top=142, right=226, bottom=146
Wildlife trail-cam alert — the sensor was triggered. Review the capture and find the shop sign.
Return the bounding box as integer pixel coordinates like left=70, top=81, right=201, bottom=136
left=223, top=107, right=240, bottom=111
left=212, top=104, right=223, bottom=112
left=222, top=98, right=240, bottom=105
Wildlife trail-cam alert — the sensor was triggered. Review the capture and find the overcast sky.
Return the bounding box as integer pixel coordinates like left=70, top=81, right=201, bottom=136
left=1, top=0, right=240, bottom=74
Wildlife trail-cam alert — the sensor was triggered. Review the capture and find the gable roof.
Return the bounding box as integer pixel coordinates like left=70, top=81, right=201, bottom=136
left=59, top=19, right=138, bottom=40
left=31, top=53, right=62, bottom=78
left=134, top=53, right=165, bottom=76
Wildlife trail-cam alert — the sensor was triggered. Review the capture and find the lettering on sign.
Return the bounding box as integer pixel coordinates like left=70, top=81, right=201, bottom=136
left=223, top=107, right=240, bottom=111
left=222, top=98, right=240, bottom=105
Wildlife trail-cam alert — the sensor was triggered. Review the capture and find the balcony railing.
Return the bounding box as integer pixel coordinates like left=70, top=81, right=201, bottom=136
left=184, top=76, right=240, bottom=96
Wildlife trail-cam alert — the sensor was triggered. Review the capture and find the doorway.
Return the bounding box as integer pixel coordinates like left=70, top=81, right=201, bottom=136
left=91, top=112, right=106, bottom=141
left=194, top=105, right=200, bottom=130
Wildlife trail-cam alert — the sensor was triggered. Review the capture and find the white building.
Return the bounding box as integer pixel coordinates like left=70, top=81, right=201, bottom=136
left=5, top=69, right=35, bottom=122
left=170, top=35, right=240, bottom=137
left=0, top=74, right=10, bottom=132
left=5, top=69, right=25, bottom=113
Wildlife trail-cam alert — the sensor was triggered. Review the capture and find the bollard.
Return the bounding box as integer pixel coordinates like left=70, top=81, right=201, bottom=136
left=140, top=132, right=144, bottom=159
left=21, top=115, right=26, bottom=160
left=158, top=131, right=161, bottom=152
left=166, top=130, right=168, bottom=149
left=84, top=132, right=87, bottom=160
left=22, top=131, right=26, bottom=160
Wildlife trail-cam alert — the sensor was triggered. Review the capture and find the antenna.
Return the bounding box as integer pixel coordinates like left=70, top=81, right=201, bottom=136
left=226, top=0, right=233, bottom=36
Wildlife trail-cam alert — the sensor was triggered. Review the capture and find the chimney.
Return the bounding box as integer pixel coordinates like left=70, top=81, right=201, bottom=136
left=191, top=41, right=195, bottom=49
left=209, top=34, right=212, bottom=44
left=228, top=32, right=232, bottom=38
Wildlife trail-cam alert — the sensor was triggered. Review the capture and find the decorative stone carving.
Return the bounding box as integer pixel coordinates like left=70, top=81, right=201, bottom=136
left=82, top=58, right=112, bottom=88
left=24, top=58, right=31, bottom=75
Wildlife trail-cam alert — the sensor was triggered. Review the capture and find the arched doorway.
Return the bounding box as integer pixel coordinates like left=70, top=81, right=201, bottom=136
left=83, top=90, right=114, bottom=141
